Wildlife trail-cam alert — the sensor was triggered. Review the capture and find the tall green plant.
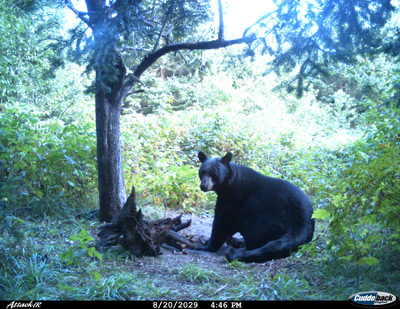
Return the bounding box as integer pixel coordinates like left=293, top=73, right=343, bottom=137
left=312, top=103, right=400, bottom=281
left=0, top=104, right=97, bottom=217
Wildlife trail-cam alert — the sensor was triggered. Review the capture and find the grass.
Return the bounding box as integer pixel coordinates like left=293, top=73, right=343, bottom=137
left=1, top=210, right=399, bottom=301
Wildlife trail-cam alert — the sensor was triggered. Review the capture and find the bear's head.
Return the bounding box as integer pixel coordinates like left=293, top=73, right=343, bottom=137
left=198, top=151, right=233, bottom=192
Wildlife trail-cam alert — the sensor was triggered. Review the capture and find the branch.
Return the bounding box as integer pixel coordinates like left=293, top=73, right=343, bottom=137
left=131, top=0, right=253, bottom=79
left=243, top=10, right=275, bottom=38
left=116, top=36, right=254, bottom=103
left=162, top=35, right=189, bottom=63
left=217, top=0, right=224, bottom=41
left=133, top=37, right=254, bottom=79
left=118, top=73, right=147, bottom=103
left=118, top=0, right=254, bottom=102
left=152, top=5, right=173, bottom=53
left=124, top=74, right=147, bottom=88
left=66, top=0, right=94, bottom=28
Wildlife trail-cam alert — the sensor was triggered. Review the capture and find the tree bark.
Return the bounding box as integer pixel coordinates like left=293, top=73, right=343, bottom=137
left=85, top=0, right=128, bottom=222
left=93, top=46, right=128, bottom=222
left=96, top=88, right=126, bottom=222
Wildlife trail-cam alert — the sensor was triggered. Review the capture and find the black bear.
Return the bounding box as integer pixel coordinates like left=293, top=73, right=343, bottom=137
left=197, top=151, right=315, bottom=263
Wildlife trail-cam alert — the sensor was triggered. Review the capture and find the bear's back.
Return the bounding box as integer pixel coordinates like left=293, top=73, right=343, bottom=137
left=229, top=163, right=312, bottom=217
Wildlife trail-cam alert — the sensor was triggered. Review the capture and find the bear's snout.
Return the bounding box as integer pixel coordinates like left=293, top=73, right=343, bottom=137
left=200, top=176, right=214, bottom=192
left=200, top=184, right=208, bottom=192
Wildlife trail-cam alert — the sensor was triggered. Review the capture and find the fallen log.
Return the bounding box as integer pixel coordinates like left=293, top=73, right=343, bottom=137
left=173, top=219, right=192, bottom=232
left=167, top=230, right=197, bottom=250
left=98, top=186, right=199, bottom=257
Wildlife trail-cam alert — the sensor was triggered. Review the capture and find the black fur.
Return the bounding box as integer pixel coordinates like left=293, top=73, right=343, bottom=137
left=197, top=151, right=315, bottom=263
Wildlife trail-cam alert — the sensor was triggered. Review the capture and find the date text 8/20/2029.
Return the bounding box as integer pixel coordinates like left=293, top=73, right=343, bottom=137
left=152, top=302, right=242, bottom=309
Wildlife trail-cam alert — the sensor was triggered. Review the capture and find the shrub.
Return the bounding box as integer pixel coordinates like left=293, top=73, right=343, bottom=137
left=312, top=103, right=400, bottom=273
left=0, top=103, right=97, bottom=217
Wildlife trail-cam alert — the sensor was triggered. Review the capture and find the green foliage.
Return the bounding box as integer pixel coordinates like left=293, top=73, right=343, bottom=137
left=0, top=0, right=67, bottom=104
left=121, top=54, right=400, bottom=288
left=0, top=251, right=52, bottom=299
left=61, top=229, right=102, bottom=278
left=0, top=216, right=26, bottom=262
left=121, top=66, right=348, bottom=213
left=309, top=103, right=400, bottom=276
left=1, top=0, right=400, bottom=300
left=311, top=56, right=400, bottom=108
left=249, top=0, right=396, bottom=96
left=69, top=0, right=211, bottom=93
left=0, top=103, right=97, bottom=217
left=176, top=263, right=220, bottom=284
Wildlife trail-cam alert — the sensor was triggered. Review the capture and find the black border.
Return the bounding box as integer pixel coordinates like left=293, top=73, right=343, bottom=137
left=1, top=300, right=356, bottom=309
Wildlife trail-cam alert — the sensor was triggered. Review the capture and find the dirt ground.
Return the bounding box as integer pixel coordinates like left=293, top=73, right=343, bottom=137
left=157, top=211, right=294, bottom=268
left=132, top=211, right=295, bottom=288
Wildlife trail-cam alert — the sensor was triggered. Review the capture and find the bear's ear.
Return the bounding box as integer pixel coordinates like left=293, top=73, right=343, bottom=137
left=221, top=152, right=233, bottom=165
left=198, top=151, right=208, bottom=163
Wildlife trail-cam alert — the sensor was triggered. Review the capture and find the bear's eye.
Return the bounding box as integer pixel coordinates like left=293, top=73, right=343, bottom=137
left=210, top=172, right=217, bottom=181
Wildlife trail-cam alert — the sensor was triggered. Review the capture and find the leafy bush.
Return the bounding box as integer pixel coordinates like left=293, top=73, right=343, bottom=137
left=61, top=229, right=102, bottom=282
left=0, top=103, right=97, bottom=217
left=312, top=103, right=400, bottom=272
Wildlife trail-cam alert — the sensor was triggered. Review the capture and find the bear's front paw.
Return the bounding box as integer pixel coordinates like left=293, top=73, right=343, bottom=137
left=196, top=245, right=209, bottom=251
left=196, top=244, right=218, bottom=252
left=226, top=247, right=245, bottom=262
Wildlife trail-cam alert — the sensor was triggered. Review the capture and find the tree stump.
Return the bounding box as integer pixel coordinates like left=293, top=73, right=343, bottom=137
left=98, top=186, right=198, bottom=257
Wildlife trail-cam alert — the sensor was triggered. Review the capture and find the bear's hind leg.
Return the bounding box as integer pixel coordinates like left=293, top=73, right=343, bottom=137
left=226, top=234, right=298, bottom=263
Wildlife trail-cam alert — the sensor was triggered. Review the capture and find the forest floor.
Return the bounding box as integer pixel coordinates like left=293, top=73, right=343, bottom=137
left=95, top=211, right=326, bottom=300
left=3, top=209, right=398, bottom=300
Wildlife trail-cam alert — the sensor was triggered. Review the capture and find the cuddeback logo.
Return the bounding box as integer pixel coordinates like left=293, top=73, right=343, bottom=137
left=349, top=291, right=399, bottom=307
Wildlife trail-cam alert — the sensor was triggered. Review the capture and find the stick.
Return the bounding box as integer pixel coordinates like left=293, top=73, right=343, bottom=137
left=167, top=230, right=197, bottom=250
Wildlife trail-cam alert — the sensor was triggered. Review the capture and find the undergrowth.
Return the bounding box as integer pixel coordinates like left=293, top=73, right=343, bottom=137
left=1, top=214, right=398, bottom=300
left=1, top=62, right=399, bottom=300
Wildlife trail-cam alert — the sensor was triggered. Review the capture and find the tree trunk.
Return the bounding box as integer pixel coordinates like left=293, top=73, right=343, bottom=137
left=79, top=0, right=254, bottom=223
left=96, top=88, right=126, bottom=222
left=86, top=0, right=128, bottom=222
